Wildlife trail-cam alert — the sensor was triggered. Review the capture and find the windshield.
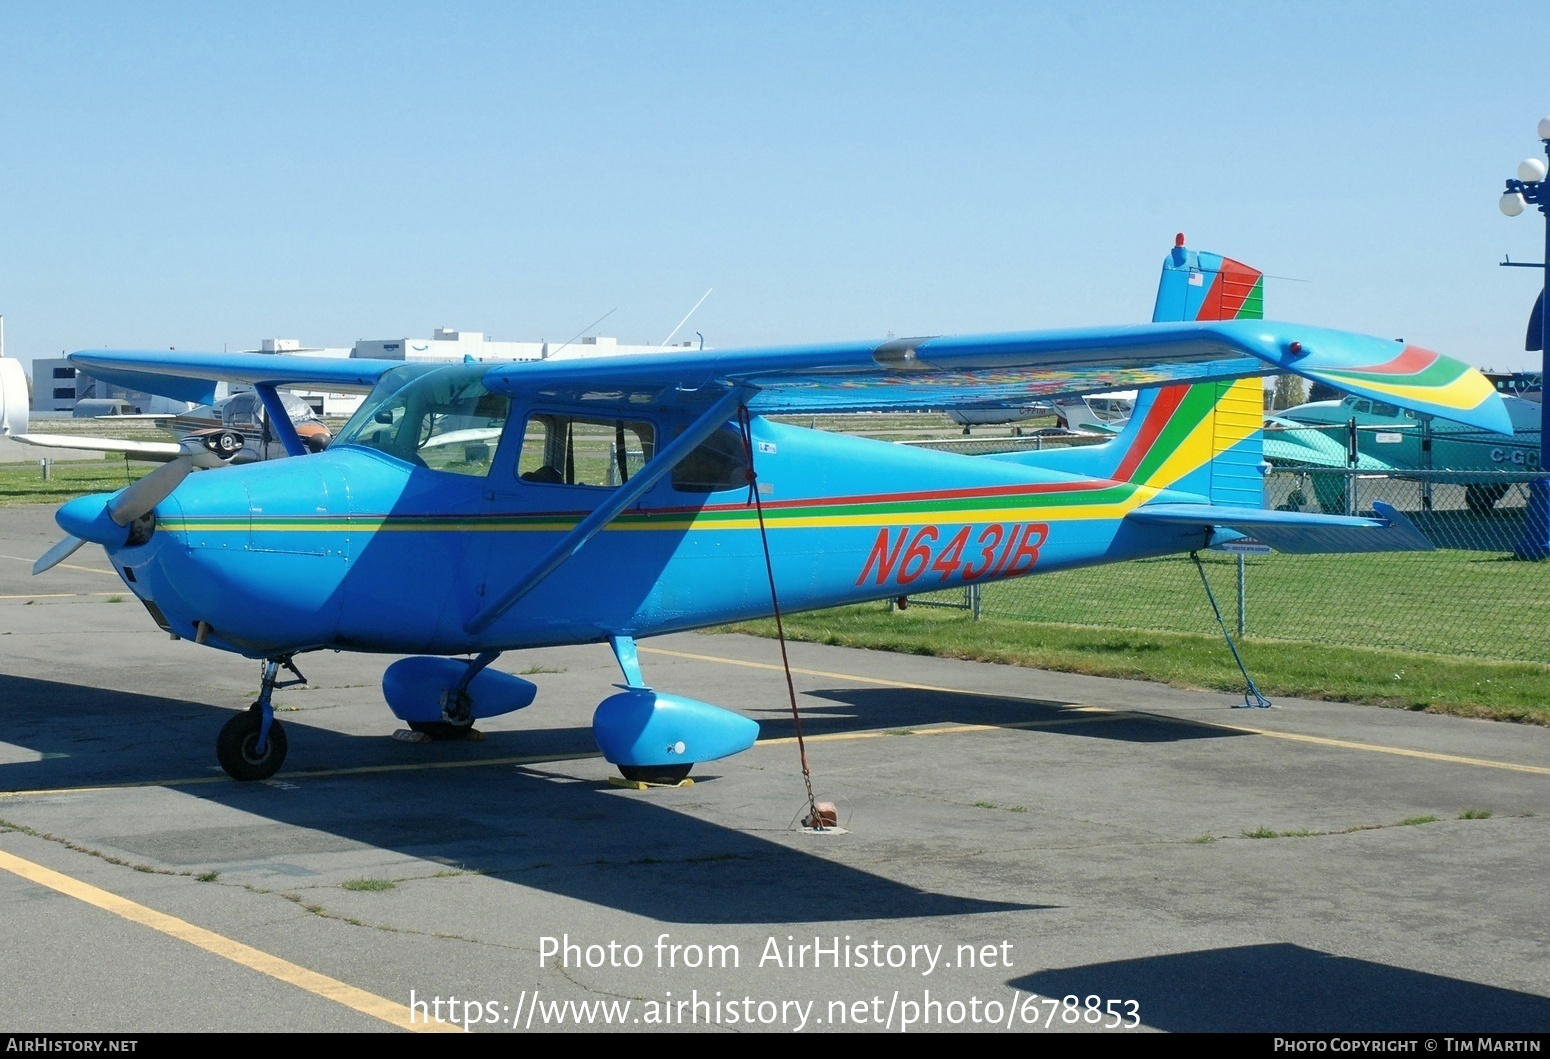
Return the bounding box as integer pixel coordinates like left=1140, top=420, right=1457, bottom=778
left=335, top=364, right=510, bottom=476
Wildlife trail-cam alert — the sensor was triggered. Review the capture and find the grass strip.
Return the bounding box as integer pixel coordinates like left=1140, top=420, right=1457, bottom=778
left=720, top=604, right=1550, bottom=725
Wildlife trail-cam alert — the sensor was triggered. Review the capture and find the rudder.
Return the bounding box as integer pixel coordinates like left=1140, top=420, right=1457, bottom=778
left=1108, top=235, right=1267, bottom=505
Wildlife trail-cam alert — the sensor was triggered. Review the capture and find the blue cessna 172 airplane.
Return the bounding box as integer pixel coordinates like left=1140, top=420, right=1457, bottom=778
left=33, top=238, right=1510, bottom=784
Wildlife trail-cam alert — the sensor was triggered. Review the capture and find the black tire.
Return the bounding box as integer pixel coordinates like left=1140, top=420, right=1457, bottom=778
left=618, top=763, right=692, bottom=784
left=1465, top=483, right=1508, bottom=514
left=406, top=720, right=478, bottom=741
left=216, top=709, right=287, bottom=781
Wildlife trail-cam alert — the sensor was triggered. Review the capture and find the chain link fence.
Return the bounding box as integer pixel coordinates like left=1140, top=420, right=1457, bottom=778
left=902, top=451, right=1550, bottom=662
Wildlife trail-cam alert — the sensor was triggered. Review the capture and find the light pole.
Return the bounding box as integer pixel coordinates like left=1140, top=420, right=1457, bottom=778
left=1498, top=116, right=1550, bottom=559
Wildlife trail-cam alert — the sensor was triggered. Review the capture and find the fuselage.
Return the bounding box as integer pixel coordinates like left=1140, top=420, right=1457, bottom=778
left=92, top=368, right=1219, bottom=659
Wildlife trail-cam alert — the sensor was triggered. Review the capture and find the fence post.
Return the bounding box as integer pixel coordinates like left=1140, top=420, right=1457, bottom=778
left=1345, top=419, right=1359, bottom=515
left=969, top=583, right=981, bottom=621
left=1236, top=553, right=1246, bottom=639
left=1420, top=419, right=1434, bottom=511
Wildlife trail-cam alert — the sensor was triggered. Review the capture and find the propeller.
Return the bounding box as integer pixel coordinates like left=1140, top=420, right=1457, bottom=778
left=32, top=535, right=86, bottom=575
left=108, top=456, right=193, bottom=524
left=33, top=457, right=193, bottom=575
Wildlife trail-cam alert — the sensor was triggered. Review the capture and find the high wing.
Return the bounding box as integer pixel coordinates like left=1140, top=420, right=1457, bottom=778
left=66, top=351, right=403, bottom=406
left=477, top=320, right=1510, bottom=433
left=67, top=319, right=1510, bottom=433
left=12, top=433, right=185, bottom=461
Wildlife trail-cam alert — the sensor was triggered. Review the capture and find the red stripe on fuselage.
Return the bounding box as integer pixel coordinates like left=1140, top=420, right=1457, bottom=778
left=665, top=475, right=1118, bottom=517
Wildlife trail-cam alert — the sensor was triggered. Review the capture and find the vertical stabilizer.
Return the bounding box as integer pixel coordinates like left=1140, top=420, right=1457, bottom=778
left=1105, top=236, right=1266, bottom=505
left=991, top=237, right=1269, bottom=508
left=1152, top=234, right=1264, bottom=324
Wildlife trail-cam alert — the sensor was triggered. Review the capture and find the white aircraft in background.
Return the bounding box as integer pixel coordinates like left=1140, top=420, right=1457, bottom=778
left=946, top=390, right=1136, bottom=435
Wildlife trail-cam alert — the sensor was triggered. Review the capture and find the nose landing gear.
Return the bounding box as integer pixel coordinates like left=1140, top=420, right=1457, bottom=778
left=216, top=656, right=306, bottom=780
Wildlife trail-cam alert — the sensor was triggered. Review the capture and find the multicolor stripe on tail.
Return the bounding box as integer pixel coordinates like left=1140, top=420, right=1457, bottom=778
left=1112, top=235, right=1267, bottom=507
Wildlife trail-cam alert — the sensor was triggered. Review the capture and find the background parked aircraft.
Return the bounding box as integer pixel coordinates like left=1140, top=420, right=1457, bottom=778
left=15, top=390, right=332, bottom=467
left=1277, top=391, right=1542, bottom=510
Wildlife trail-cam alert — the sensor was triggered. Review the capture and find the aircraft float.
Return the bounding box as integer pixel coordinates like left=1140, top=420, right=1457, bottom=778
left=32, top=238, right=1510, bottom=784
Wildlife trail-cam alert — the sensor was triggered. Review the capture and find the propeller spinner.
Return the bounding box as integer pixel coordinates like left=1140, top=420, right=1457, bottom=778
left=33, top=457, right=193, bottom=574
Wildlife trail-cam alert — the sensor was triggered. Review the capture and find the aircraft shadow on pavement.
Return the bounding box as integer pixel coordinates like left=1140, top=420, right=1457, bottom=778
left=779, top=687, right=1242, bottom=745
left=1011, top=943, right=1550, bottom=1033
left=0, top=674, right=1047, bottom=925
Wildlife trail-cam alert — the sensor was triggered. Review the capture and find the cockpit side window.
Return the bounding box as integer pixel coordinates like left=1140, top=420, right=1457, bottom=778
left=411, top=389, right=510, bottom=476
left=334, top=365, right=509, bottom=477
left=518, top=414, right=655, bottom=487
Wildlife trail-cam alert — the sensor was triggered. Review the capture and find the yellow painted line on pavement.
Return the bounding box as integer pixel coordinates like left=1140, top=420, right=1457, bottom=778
left=1206, top=723, right=1550, bottom=777
left=641, top=645, right=1550, bottom=777
left=0, top=591, right=125, bottom=600
left=640, top=645, right=1072, bottom=701
left=0, top=553, right=116, bottom=576
left=760, top=713, right=1129, bottom=745
left=0, top=847, right=459, bottom=1032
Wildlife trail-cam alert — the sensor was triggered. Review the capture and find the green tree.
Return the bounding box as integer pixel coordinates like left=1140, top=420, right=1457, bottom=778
left=1271, top=374, right=1306, bottom=411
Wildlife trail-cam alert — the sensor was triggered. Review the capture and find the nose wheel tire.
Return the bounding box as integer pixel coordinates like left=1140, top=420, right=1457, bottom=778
left=217, top=707, right=288, bottom=781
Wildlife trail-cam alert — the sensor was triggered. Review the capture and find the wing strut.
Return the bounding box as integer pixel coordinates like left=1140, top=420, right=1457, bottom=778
left=464, top=385, right=754, bottom=636
left=1189, top=551, right=1271, bottom=709
left=254, top=385, right=308, bottom=458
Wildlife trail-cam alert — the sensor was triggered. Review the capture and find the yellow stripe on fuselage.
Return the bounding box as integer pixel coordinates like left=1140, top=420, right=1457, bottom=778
left=178, top=487, right=1173, bottom=540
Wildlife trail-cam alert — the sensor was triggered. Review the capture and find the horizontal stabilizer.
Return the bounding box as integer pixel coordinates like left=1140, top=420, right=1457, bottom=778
left=1127, top=500, right=1434, bottom=553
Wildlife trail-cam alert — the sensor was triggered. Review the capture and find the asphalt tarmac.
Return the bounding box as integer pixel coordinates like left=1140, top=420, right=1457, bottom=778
left=1, top=503, right=1547, bottom=1034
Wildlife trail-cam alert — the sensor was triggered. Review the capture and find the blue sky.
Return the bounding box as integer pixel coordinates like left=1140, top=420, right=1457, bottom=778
left=5, top=2, right=1550, bottom=370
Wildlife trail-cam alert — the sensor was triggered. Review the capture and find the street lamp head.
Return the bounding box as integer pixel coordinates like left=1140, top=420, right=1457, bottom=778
left=1500, top=190, right=1527, bottom=217
left=1538, top=115, right=1550, bottom=140
left=1519, top=158, right=1548, bottom=183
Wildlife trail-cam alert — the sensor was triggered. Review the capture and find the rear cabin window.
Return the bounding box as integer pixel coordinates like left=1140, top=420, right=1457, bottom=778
left=518, top=414, right=655, bottom=487
left=672, top=428, right=749, bottom=493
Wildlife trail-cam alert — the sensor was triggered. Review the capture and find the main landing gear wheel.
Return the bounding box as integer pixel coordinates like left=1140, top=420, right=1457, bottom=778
left=1466, top=483, right=1509, bottom=514
left=406, top=720, right=480, bottom=741
left=216, top=706, right=288, bottom=781
left=618, top=763, right=693, bottom=784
